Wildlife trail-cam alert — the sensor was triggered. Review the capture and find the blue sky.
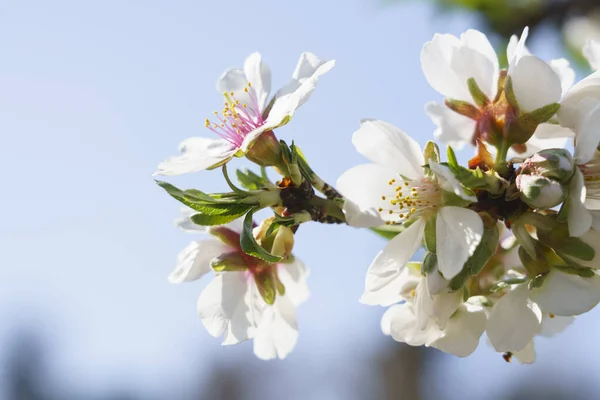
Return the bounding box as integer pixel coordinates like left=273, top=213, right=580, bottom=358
left=1, top=1, right=599, bottom=398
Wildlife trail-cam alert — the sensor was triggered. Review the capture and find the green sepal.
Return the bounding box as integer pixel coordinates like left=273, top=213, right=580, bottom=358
left=422, top=252, right=438, bottom=275
left=424, top=217, right=437, bottom=253
left=519, top=243, right=551, bottom=277
left=554, top=265, right=596, bottom=278
left=254, top=270, right=276, bottom=305
left=211, top=252, right=250, bottom=272
left=528, top=273, right=548, bottom=289
left=423, top=141, right=440, bottom=164
left=240, top=209, right=283, bottom=263
left=467, top=77, right=490, bottom=106
left=274, top=272, right=286, bottom=296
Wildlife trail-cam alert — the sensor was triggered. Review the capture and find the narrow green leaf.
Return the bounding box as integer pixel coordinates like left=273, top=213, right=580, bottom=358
left=447, top=145, right=459, bottom=170
left=240, top=209, right=282, bottom=263
left=555, top=265, right=596, bottom=278
left=466, top=224, right=499, bottom=276
left=236, top=168, right=266, bottom=191
left=190, top=208, right=250, bottom=226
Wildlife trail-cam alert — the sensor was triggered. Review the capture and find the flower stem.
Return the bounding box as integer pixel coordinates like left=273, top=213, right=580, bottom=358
left=494, top=139, right=510, bottom=175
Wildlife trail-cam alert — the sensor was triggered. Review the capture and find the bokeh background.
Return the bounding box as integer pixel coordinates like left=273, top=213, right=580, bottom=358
left=2, top=1, right=600, bottom=399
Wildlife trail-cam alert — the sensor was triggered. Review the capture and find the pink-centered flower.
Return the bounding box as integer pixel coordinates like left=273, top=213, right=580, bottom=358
left=170, top=208, right=309, bottom=360
left=155, top=52, right=334, bottom=175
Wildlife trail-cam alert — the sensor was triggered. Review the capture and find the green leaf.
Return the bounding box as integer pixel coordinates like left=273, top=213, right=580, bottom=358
left=555, top=265, right=596, bottom=278
left=240, top=209, right=283, bottom=263
left=537, top=224, right=595, bottom=262
left=211, top=252, right=250, bottom=272
left=190, top=207, right=251, bottom=226
left=466, top=224, right=499, bottom=276
left=236, top=168, right=266, bottom=191
left=448, top=267, right=471, bottom=291
left=254, top=270, right=276, bottom=305
left=447, top=146, right=459, bottom=170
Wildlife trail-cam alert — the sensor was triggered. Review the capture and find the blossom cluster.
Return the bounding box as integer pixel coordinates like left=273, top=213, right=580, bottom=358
left=155, top=29, right=600, bottom=363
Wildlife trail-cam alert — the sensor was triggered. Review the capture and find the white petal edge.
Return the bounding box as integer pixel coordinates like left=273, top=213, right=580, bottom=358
left=436, top=207, right=483, bottom=279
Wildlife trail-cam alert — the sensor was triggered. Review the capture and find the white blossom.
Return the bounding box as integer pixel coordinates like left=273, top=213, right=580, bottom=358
left=155, top=52, right=334, bottom=175
left=170, top=210, right=309, bottom=360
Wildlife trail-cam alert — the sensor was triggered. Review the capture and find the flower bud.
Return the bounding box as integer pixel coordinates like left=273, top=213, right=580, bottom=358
left=521, top=149, right=575, bottom=183
left=245, top=130, right=283, bottom=167
left=516, top=174, right=567, bottom=209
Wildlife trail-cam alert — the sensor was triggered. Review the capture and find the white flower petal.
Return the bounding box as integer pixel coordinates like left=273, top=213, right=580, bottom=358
left=277, top=258, right=310, bottom=306
left=583, top=40, right=600, bottom=71
left=432, top=303, right=486, bottom=357
left=361, top=264, right=421, bottom=306
left=540, top=314, right=574, bottom=337
left=436, top=207, right=483, bottom=279
left=431, top=290, right=463, bottom=330
left=197, top=274, right=228, bottom=338
left=550, top=58, right=576, bottom=96
left=531, top=269, right=600, bottom=316
left=388, top=303, right=443, bottom=346
left=168, top=240, right=230, bottom=283
left=253, top=297, right=298, bottom=360
left=155, top=137, right=237, bottom=176
left=243, top=52, right=271, bottom=111
left=175, top=207, right=208, bottom=233
left=219, top=272, right=256, bottom=344
left=574, top=101, right=600, bottom=164
left=426, top=265, right=449, bottom=296
left=507, top=27, right=529, bottom=68
left=508, top=133, right=569, bottom=159
left=367, top=218, right=425, bottom=273
left=511, top=55, right=562, bottom=112
left=568, top=168, right=592, bottom=237
left=513, top=341, right=536, bottom=364
left=336, top=163, right=401, bottom=227
left=529, top=123, right=574, bottom=139
left=352, top=119, right=424, bottom=178
left=266, top=53, right=334, bottom=126
left=425, top=102, right=477, bottom=150
left=429, top=161, right=476, bottom=202
left=487, top=284, right=542, bottom=352
left=421, top=30, right=498, bottom=101
left=558, top=70, right=600, bottom=129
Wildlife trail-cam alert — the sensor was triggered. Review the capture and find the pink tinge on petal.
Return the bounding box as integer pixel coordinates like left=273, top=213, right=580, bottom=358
left=205, top=83, right=266, bottom=148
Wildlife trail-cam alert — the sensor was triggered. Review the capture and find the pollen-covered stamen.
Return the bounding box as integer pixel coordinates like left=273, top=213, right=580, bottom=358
left=204, top=82, right=266, bottom=147
left=377, top=177, right=442, bottom=225
left=580, top=155, right=600, bottom=201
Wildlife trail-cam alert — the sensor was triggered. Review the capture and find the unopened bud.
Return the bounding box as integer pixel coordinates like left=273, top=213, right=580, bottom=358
left=521, top=149, right=575, bottom=183
left=253, top=217, right=295, bottom=259
left=245, top=130, right=283, bottom=167
left=516, top=174, right=567, bottom=209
